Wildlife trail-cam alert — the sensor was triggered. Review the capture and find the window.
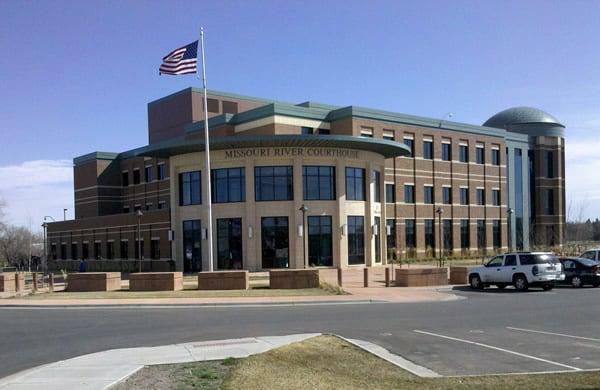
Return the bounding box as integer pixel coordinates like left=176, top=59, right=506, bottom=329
left=546, top=151, right=554, bottom=178
left=157, top=163, right=166, bottom=180
left=60, top=243, right=66, bottom=260
left=122, top=171, right=129, bottom=187
left=82, top=243, right=89, bottom=259
left=477, top=189, right=485, bottom=205
left=460, top=220, right=470, bottom=250
left=360, top=127, right=373, bottom=137
left=383, top=131, right=394, bottom=141
left=442, top=187, right=452, bottom=204
left=373, top=171, right=381, bottom=202
left=71, top=243, right=78, bottom=260
left=123, top=206, right=130, bottom=214
left=303, top=166, right=335, bottom=200
left=133, top=169, right=140, bottom=185
left=318, top=128, right=330, bottom=135
left=492, top=149, right=500, bottom=166
left=423, top=140, right=434, bottom=160
left=212, top=167, right=246, bottom=203
left=442, top=143, right=451, bottom=161
left=145, top=166, right=153, bottom=182
left=145, top=203, right=152, bottom=211
left=183, top=220, right=202, bottom=272
left=261, top=217, right=289, bottom=268
left=486, top=256, right=503, bottom=267
left=425, top=219, right=435, bottom=251
left=222, top=100, right=238, bottom=114
left=493, top=220, right=501, bottom=249
left=504, top=255, right=517, bottom=266
left=424, top=186, right=434, bottom=204
left=374, top=217, right=382, bottom=263
left=207, top=98, right=219, bottom=113
left=151, top=239, right=160, bottom=260
left=345, top=167, right=365, bottom=201
left=403, top=137, right=414, bottom=157
left=347, top=216, right=365, bottom=265
left=50, top=244, right=57, bottom=260
left=404, top=184, right=415, bottom=204
left=301, top=126, right=314, bottom=135
left=217, top=218, right=243, bottom=269
left=107, top=242, right=114, bottom=260
left=460, top=188, right=469, bottom=205
left=459, top=145, right=469, bottom=163
left=308, top=216, right=333, bottom=267
left=545, top=189, right=555, bottom=215
left=158, top=201, right=165, bottom=209
left=255, top=166, right=293, bottom=201
left=179, top=171, right=201, bottom=206
left=386, top=219, right=396, bottom=251
left=443, top=220, right=453, bottom=253
left=477, top=220, right=486, bottom=251
left=120, top=241, right=129, bottom=259
left=93, top=242, right=101, bottom=260
left=476, top=146, right=485, bottom=164
left=134, top=204, right=141, bottom=212
left=405, top=219, right=416, bottom=249
left=385, top=184, right=395, bottom=203
left=492, top=189, right=500, bottom=206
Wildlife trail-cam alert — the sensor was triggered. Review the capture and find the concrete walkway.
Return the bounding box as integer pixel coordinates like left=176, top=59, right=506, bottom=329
left=0, top=334, right=321, bottom=390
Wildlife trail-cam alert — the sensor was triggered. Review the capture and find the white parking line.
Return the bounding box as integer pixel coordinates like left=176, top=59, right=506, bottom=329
left=507, top=327, right=600, bottom=343
left=413, top=329, right=581, bottom=371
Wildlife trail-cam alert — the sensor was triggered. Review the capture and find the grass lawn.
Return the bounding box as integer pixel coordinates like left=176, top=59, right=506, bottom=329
left=116, top=335, right=600, bottom=390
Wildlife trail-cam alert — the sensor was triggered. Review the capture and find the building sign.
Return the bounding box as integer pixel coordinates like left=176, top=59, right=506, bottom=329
left=224, top=148, right=360, bottom=159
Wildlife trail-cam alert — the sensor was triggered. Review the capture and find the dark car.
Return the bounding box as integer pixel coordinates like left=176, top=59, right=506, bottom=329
left=558, top=257, right=600, bottom=288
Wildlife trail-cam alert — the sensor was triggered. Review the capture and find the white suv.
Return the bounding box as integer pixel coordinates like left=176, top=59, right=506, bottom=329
left=468, top=252, right=564, bottom=291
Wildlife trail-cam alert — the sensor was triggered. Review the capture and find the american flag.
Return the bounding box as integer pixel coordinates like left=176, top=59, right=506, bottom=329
left=159, top=41, right=198, bottom=75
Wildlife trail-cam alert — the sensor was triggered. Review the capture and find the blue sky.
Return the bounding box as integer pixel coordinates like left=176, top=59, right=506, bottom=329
left=1, top=0, right=599, bottom=227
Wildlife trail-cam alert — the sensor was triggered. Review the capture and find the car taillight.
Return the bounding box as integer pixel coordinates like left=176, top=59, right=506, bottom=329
left=532, top=266, right=539, bottom=275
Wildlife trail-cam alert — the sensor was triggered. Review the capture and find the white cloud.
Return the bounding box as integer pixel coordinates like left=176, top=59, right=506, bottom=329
left=0, top=160, right=73, bottom=230
left=566, top=138, right=600, bottom=220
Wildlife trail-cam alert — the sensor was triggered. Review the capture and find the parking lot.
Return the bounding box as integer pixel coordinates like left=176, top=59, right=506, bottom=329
left=372, top=286, right=600, bottom=377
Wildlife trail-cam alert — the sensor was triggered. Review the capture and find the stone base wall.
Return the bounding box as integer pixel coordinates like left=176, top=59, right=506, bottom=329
left=395, top=268, right=448, bottom=287
left=198, top=271, right=248, bottom=290
left=67, top=272, right=122, bottom=292
left=449, top=266, right=476, bottom=285
left=129, top=272, right=183, bottom=291
left=48, top=259, right=175, bottom=273
left=0, top=273, right=15, bottom=292
left=270, top=269, right=320, bottom=289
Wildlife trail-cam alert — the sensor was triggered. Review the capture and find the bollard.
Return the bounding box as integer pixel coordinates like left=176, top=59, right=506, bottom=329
left=49, top=273, right=54, bottom=292
left=337, top=267, right=343, bottom=287
left=15, top=273, right=21, bottom=292
left=32, top=273, right=38, bottom=292
left=363, top=267, right=369, bottom=288
left=385, top=267, right=390, bottom=287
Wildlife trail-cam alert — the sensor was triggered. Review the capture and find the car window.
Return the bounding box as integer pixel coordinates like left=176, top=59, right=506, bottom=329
left=563, top=260, right=575, bottom=270
left=504, top=255, right=517, bottom=266
left=581, top=251, right=596, bottom=260
left=577, top=258, right=597, bottom=267
left=486, top=256, right=503, bottom=267
left=519, top=254, right=557, bottom=265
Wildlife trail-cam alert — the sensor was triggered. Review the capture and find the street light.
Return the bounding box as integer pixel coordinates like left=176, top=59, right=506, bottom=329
left=137, top=210, right=143, bottom=273
left=507, top=208, right=514, bottom=252
left=436, top=207, right=444, bottom=267
left=299, top=204, right=308, bottom=268
left=63, top=209, right=67, bottom=221
left=42, top=216, right=55, bottom=274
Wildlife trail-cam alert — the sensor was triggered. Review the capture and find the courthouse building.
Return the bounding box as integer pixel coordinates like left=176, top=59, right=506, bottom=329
left=46, top=88, right=566, bottom=272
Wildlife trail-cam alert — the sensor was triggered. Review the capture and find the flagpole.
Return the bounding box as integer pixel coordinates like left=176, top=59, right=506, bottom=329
left=199, top=27, right=214, bottom=272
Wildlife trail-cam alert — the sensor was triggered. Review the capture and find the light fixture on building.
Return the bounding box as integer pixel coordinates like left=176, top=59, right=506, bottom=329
left=248, top=225, right=253, bottom=239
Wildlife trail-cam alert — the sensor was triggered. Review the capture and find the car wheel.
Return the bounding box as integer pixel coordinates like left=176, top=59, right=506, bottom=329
left=513, top=275, right=529, bottom=291
left=469, top=275, right=483, bottom=290
left=496, top=284, right=507, bottom=290
left=571, top=276, right=583, bottom=288
left=592, top=282, right=600, bottom=288
left=542, top=283, right=554, bottom=291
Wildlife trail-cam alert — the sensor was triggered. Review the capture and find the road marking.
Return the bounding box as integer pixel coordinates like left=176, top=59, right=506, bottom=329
left=413, top=329, right=581, bottom=371
left=507, top=327, right=600, bottom=343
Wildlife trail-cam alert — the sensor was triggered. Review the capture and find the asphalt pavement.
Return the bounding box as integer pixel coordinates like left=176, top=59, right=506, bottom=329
left=1, top=285, right=600, bottom=379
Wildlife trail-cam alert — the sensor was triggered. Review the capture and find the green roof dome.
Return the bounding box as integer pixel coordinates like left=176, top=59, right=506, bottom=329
left=483, top=107, right=564, bottom=129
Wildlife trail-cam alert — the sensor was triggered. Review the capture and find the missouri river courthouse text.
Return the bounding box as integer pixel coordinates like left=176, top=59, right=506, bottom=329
left=47, top=88, right=566, bottom=272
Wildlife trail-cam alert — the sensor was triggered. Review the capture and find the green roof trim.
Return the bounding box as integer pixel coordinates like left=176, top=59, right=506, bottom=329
left=147, top=87, right=282, bottom=107
left=133, top=134, right=411, bottom=159
left=73, top=152, right=119, bottom=165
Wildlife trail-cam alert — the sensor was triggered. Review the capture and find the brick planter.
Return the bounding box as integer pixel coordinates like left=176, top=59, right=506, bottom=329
left=395, top=267, right=448, bottom=287
left=129, top=272, right=183, bottom=291
left=0, top=273, right=16, bottom=292
left=449, top=266, right=476, bottom=285
left=67, top=272, right=122, bottom=292
left=198, top=271, right=248, bottom=290
left=269, top=269, right=319, bottom=289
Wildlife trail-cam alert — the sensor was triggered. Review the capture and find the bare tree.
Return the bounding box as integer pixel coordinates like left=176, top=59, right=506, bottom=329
left=0, top=225, right=35, bottom=268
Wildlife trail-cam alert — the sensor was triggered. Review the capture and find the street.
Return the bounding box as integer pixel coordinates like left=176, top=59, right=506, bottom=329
left=2, top=286, right=600, bottom=379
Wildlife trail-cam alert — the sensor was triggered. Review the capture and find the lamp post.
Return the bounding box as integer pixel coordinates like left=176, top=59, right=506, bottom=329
left=299, top=204, right=308, bottom=268
left=137, top=210, right=143, bottom=272
left=42, top=216, right=55, bottom=274
left=436, top=207, right=444, bottom=267
left=63, top=209, right=67, bottom=221
left=507, top=208, right=514, bottom=252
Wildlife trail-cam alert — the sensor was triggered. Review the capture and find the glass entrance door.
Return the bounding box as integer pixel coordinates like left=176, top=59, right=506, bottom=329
left=308, top=216, right=333, bottom=266
left=183, top=220, right=202, bottom=273
left=261, top=217, right=289, bottom=268
left=217, top=218, right=243, bottom=269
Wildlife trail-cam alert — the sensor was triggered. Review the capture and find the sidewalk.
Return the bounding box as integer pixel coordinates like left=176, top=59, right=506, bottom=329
left=0, top=334, right=321, bottom=390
